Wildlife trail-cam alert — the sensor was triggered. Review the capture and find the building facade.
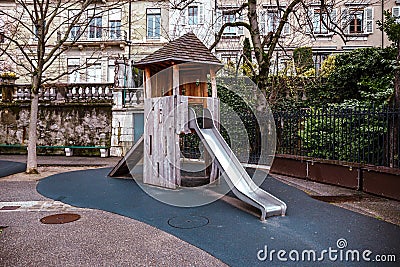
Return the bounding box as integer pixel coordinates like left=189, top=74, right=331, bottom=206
left=0, top=0, right=397, bottom=82
left=212, top=0, right=398, bottom=73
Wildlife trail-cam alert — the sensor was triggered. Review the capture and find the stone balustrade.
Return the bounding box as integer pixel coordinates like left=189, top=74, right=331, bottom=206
left=122, top=87, right=144, bottom=107
left=0, top=83, right=145, bottom=105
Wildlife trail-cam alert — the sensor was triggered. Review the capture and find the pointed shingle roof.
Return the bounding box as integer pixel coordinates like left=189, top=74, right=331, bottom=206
left=133, top=32, right=222, bottom=68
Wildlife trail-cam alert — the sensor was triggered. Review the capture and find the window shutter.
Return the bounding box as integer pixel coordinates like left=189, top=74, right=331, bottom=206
left=283, top=11, right=290, bottom=35
left=306, top=9, right=314, bottom=33
left=199, top=4, right=204, bottom=24
left=237, top=14, right=244, bottom=35
left=364, top=7, right=373, bottom=34
left=231, top=15, right=238, bottom=35
left=330, top=9, right=337, bottom=30
left=0, top=17, right=4, bottom=30
left=259, top=10, right=265, bottom=35
left=180, top=9, right=186, bottom=25
left=215, top=9, right=222, bottom=32
left=341, top=8, right=349, bottom=34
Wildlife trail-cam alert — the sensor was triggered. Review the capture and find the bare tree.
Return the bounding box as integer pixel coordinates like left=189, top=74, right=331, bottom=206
left=0, top=0, right=125, bottom=174
left=209, top=0, right=381, bottom=102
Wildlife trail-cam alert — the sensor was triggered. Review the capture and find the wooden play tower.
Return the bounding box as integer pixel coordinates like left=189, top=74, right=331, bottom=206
left=132, top=32, right=222, bottom=189
left=109, top=33, right=287, bottom=220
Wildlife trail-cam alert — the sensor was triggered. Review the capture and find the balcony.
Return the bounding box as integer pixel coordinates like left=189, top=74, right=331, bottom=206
left=0, top=83, right=114, bottom=103
left=0, top=83, right=145, bottom=110
left=65, top=28, right=128, bottom=47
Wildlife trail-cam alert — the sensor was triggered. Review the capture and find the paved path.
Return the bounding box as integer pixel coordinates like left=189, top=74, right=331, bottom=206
left=0, top=160, right=26, bottom=178
left=0, top=154, right=119, bottom=167
left=36, top=167, right=400, bottom=266
left=0, top=166, right=226, bottom=267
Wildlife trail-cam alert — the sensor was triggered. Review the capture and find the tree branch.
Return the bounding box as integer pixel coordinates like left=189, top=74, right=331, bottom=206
left=209, top=21, right=250, bottom=51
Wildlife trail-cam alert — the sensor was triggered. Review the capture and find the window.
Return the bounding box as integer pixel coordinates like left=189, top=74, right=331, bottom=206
left=307, top=7, right=336, bottom=35
left=67, top=58, right=80, bottom=83
left=133, top=68, right=143, bottom=88
left=349, top=9, right=363, bottom=33
left=313, top=9, right=328, bottom=34
left=180, top=4, right=204, bottom=25
left=70, top=26, right=81, bottom=41
left=216, top=8, right=243, bottom=36
left=267, top=10, right=280, bottom=32
left=109, top=21, right=121, bottom=39
left=68, top=10, right=81, bottom=41
left=88, top=11, right=102, bottom=39
left=223, top=13, right=235, bottom=35
left=87, top=62, right=102, bottom=83
left=313, top=53, right=329, bottom=73
left=342, top=7, right=373, bottom=34
left=109, top=9, right=121, bottom=40
left=34, top=20, right=46, bottom=40
left=108, top=60, right=115, bottom=83
left=147, top=8, right=160, bottom=39
left=393, top=7, right=400, bottom=23
left=188, top=6, right=198, bottom=25
left=260, top=8, right=290, bottom=35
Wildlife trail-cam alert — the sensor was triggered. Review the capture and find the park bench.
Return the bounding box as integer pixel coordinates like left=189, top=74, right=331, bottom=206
left=0, top=144, right=109, bottom=157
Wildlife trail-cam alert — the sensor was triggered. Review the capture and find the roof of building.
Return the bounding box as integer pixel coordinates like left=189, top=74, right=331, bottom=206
left=133, top=32, right=222, bottom=68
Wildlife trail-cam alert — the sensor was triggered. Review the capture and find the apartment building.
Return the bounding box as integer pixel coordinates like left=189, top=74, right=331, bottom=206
left=0, top=0, right=397, bottom=84
left=168, top=0, right=216, bottom=46
left=0, top=0, right=170, bottom=85
left=212, top=0, right=397, bottom=73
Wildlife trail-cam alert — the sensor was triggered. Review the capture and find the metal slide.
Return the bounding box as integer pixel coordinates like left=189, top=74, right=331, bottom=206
left=108, top=135, right=144, bottom=177
left=189, top=108, right=287, bottom=220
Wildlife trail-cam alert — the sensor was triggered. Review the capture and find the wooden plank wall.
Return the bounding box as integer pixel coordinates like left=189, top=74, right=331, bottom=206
left=143, top=95, right=189, bottom=188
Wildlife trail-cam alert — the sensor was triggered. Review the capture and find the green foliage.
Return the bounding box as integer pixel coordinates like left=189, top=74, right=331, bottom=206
left=216, top=78, right=259, bottom=155
left=301, top=68, right=316, bottom=77
left=298, top=105, right=389, bottom=164
left=267, top=75, right=316, bottom=111
left=305, top=47, right=396, bottom=106
left=319, top=54, right=336, bottom=78
left=377, top=11, right=400, bottom=46
left=293, top=47, right=314, bottom=74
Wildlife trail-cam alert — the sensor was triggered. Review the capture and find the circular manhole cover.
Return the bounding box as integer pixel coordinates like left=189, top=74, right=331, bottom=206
left=40, top=213, right=80, bottom=224
left=168, top=215, right=209, bottom=229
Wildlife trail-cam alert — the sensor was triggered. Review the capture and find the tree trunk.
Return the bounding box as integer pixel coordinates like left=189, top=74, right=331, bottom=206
left=26, top=85, right=40, bottom=174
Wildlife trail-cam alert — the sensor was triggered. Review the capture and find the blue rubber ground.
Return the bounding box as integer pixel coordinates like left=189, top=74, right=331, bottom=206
left=0, top=160, right=26, bottom=178
left=37, top=168, right=400, bottom=266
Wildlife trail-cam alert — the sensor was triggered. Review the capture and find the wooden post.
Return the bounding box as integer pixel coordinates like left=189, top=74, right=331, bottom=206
left=210, top=67, right=217, bottom=98
left=173, top=64, right=179, bottom=96
left=144, top=67, right=151, bottom=98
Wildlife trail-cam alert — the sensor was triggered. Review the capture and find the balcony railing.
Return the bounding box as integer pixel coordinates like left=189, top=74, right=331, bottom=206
left=66, top=28, right=127, bottom=43
left=122, top=87, right=144, bottom=108
left=0, top=83, right=146, bottom=109
left=0, top=83, right=114, bottom=103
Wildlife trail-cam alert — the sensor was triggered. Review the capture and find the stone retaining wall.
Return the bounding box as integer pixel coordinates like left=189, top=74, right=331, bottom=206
left=0, top=103, right=112, bottom=154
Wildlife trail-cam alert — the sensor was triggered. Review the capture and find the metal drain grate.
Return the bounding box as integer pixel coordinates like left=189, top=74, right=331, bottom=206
left=0, top=206, right=20, bottom=210
left=168, top=215, right=209, bottom=229
left=40, top=213, right=81, bottom=224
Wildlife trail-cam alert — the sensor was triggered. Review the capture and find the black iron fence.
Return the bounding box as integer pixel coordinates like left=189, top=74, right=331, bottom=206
left=181, top=105, right=400, bottom=169
left=274, top=106, right=400, bottom=168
